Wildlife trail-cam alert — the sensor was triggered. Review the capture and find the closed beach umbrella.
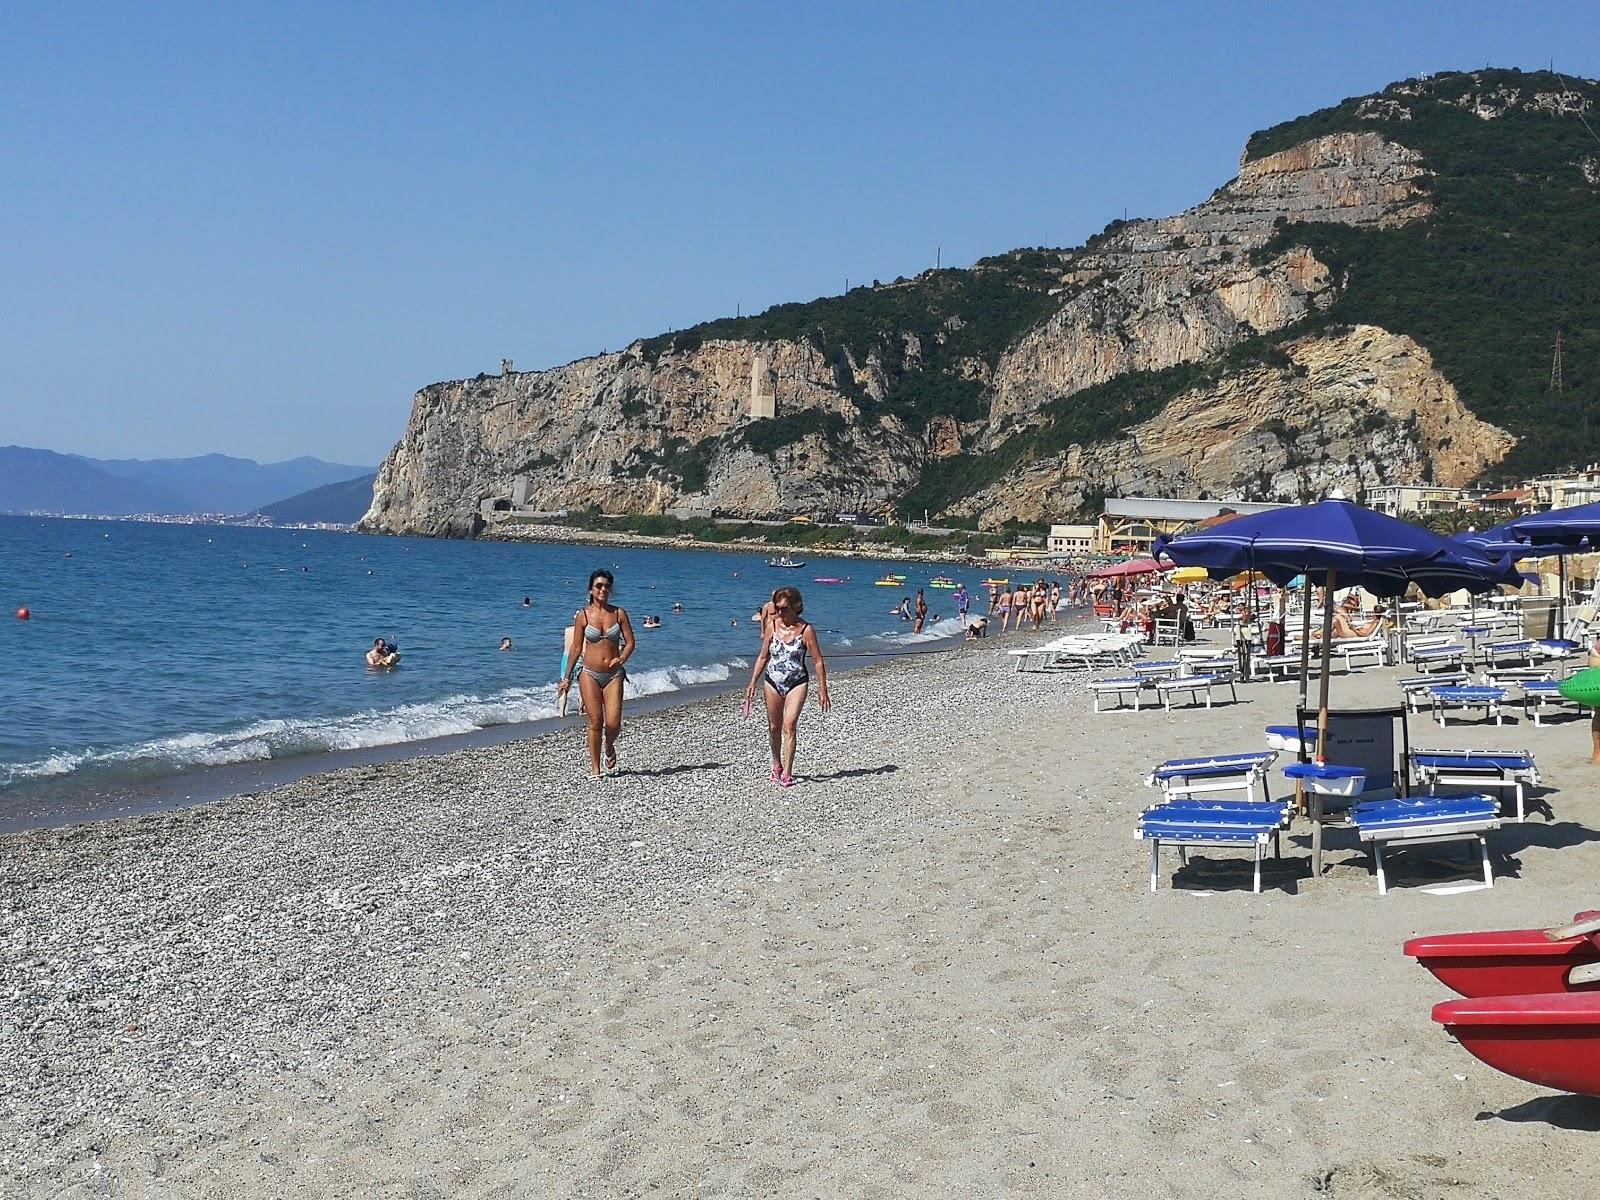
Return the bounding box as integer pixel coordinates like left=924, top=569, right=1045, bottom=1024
left=1154, top=496, right=1520, bottom=877
left=1085, top=557, right=1164, bottom=578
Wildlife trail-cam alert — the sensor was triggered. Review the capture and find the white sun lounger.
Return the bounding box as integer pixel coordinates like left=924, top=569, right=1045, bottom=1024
left=1086, top=676, right=1149, bottom=713
left=1520, top=679, right=1580, bottom=727
left=1155, top=674, right=1237, bottom=711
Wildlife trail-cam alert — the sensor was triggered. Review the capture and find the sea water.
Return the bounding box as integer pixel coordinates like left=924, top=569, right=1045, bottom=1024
left=0, top=516, right=984, bottom=809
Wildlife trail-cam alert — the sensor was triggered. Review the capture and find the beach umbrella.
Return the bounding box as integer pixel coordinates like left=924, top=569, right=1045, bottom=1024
left=1481, top=505, right=1600, bottom=636
left=1171, top=566, right=1210, bottom=585
left=1154, top=497, right=1521, bottom=877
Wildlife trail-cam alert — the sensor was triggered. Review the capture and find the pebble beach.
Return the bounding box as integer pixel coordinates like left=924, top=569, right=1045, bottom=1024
left=5, top=622, right=1600, bottom=1197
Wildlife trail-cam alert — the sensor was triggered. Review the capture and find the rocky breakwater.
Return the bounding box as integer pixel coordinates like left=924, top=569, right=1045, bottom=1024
left=949, top=326, right=1516, bottom=527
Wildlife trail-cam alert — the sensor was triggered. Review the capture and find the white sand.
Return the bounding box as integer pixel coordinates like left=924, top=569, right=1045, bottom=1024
left=5, top=626, right=1599, bottom=1197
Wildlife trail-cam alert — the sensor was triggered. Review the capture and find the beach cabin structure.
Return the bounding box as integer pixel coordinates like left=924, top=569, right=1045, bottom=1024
left=1096, top=498, right=1284, bottom=555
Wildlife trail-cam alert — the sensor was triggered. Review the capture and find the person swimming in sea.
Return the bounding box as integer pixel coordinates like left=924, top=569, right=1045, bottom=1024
left=365, top=638, right=400, bottom=669
left=557, top=569, right=635, bottom=779
left=499, top=636, right=514, bottom=651
left=744, top=585, right=830, bottom=787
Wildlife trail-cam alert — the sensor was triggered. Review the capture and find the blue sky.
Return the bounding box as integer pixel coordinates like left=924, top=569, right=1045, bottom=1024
left=3, top=1, right=1597, bottom=465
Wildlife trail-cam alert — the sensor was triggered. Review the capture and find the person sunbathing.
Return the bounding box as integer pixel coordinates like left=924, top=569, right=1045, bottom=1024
left=1310, top=611, right=1384, bottom=640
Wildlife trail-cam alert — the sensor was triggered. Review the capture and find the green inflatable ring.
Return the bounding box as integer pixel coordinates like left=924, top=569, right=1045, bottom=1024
left=1557, top=667, right=1600, bottom=707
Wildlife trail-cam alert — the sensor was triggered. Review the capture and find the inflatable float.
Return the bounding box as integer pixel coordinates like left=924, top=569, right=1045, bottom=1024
left=1558, top=667, right=1600, bottom=707
left=813, top=576, right=846, bottom=584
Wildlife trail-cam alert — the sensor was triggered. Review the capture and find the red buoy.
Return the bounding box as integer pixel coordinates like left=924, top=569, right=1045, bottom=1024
left=16, top=607, right=30, bottom=620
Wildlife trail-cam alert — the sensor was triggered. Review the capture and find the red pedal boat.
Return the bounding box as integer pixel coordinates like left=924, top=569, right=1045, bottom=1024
left=1433, top=993, right=1600, bottom=1097
left=1404, top=911, right=1600, bottom=998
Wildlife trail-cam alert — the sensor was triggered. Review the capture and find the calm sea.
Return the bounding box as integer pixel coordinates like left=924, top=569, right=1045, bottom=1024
left=0, top=516, right=994, bottom=818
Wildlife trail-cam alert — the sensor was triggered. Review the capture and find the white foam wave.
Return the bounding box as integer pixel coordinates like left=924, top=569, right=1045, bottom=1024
left=1, top=659, right=749, bottom=788
left=626, top=661, right=733, bottom=697
left=872, top=615, right=968, bottom=646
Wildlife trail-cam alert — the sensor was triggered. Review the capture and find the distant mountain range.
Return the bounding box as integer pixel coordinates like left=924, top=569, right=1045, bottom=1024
left=0, top=446, right=374, bottom=517
left=254, top=473, right=378, bottom=525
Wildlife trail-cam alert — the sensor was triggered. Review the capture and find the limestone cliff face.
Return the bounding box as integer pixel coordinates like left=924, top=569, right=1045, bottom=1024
left=361, top=123, right=1501, bottom=536
left=949, top=327, right=1515, bottom=529
left=983, top=132, right=1427, bottom=440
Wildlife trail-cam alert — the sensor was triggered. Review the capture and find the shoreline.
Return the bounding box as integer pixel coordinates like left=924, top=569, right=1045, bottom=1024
left=0, top=624, right=984, bottom=835
left=8, top=623, right=1598, bottom=1194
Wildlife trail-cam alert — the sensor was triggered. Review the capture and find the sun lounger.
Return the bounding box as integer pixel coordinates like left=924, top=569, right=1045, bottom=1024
left=1155, top=673, right=1237, bottom=710
left=1131, top=659, right=1184, bottom=679
left=1429, top=685, right=1505, bottom=727
left=1250, top=653, right=1314, bottom=682
left=1349, top=794, right=1501, bottom=895
left=1145, top=750, right=1277, bottom=803
left=1521, top=679, right=1581, bottom=727
left=1136, top=798, right=1293, bottom=893
left=1085, top=676, right=1149, bottom=713
left=1412, top=644, right=1467, bottom=672
left=1335, top=638, right=1390, bottom=670
left=1410, top=748, right=1540, bottom=823
left=1399, top=672, right=1468, bottom=712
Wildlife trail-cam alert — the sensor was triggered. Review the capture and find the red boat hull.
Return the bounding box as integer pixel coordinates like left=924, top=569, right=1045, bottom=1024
left=1434, top=993, right=1600, bottom=1097
left=1404, top=911, right=1600, bottom=998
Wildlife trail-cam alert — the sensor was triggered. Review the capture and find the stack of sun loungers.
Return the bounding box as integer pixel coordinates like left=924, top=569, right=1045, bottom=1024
left=1008, top=632, right=1144, bottom=673
left=1349, top=794, right=1501, bottom=895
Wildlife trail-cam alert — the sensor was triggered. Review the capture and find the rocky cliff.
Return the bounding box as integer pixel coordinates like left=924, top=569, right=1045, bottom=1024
left=361, top=72, right=1589, bottom=538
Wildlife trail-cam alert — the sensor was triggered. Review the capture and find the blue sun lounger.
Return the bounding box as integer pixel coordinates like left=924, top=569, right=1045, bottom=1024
left=1521, top=679, right=1581, bottom=727
left=1145, top=750, right=1277, bottom=803
left=1429, top=685, right=1505, bottom=727
left=1398, top=673, right=1467, bottom=713
left=1412, top=644, right=1467, bottom=672
left=1349, top=793, right=1501, bottom=895
left=1136, top=798, right=1294, bottom=893
left=1410, top=748, right=1540, bottom=823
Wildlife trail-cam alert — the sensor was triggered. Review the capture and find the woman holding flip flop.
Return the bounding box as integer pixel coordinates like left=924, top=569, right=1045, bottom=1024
left=744, top=585, right=830, bottom=786
left=558, top=569, right=635, bottom=778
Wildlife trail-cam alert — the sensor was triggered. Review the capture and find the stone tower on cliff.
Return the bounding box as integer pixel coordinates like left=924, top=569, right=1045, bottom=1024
left=749, top=354, right=775, bottom=419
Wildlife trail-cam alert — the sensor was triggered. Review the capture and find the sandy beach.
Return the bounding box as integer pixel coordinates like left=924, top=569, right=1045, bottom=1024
left=5, top=621, right=1600, bottom=1198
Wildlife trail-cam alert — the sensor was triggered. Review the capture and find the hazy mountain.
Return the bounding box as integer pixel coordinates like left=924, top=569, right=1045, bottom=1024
left=0, top=446, right=374, bottom=516
left=254, top=473, right=378, bottom=525
left=0, top=446, right=191, bottom=515
left=85, top=453, right=374, bottom=514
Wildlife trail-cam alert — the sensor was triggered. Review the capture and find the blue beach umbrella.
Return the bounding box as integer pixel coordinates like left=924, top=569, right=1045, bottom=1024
left=1154, top=497, right=1521, bottom=877
left=1476, top=505, right=1600, bottom=635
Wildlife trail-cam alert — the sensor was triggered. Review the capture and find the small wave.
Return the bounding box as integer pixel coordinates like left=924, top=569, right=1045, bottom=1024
left=626, top=661, right=734, bottom=696
left=872, top=616, right=968, bottom=646
left=2, top=658, right=750, bottom=788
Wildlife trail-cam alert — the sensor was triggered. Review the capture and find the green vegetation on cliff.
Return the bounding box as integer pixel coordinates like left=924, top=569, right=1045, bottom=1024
left=1247, top=68, right=1600, bottom=479
left=640, top=261, right=1061, bottom=428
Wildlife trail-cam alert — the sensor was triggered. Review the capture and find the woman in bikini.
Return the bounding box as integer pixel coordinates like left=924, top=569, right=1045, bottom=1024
left=744, top=585, right=831, bottom=787
left=557, top=569, right=636, bottom=778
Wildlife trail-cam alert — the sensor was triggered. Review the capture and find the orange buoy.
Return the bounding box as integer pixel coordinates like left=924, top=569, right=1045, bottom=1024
left=16, top=607, right=30, bottom=620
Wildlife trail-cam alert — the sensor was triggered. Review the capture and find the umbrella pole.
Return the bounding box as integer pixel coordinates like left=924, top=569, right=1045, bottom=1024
left=1296, top=577, right=1313, bottom=717
left=1312, top=568, right=1339, bottom=879
left=1560, top=554, right=1568, bottom=640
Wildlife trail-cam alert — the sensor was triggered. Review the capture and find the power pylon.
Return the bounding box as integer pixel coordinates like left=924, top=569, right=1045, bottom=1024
left=1551, top=329, right=1564, bottom=393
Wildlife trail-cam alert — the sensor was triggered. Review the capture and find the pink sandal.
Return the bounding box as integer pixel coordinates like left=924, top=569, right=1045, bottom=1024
left=770, top=764, right=782, bottom=782
left=779, top=773, right=796, bottom=788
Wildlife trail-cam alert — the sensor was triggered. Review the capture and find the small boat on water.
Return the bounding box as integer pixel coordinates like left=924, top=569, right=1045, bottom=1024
left=873, top=574, right=902, bottom=587
left=767, top=556, right=806, bottom=569
left=814, top=576, right=846, bottom=584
